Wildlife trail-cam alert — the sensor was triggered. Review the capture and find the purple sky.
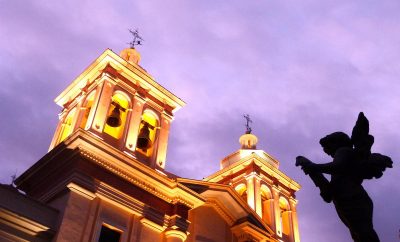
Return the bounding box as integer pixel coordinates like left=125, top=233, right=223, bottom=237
left=1, top=1, right=399, bottom=241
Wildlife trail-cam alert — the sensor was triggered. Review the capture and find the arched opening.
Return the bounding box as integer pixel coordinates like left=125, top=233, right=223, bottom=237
left=279, top=197, right=291, bottom=240
left=103, top=92, right=130, bottom=139
left=261, top=185, right=273, bottom=227
left=59, top=108, right=76, bottom=143
left=80, top=92, right=95, bottom=129
left=235, top=183, right=248, bottom=203
left=136, top=110, right=158, bottom=157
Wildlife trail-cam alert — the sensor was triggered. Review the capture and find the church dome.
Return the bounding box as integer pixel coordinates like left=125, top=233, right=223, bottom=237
left=239, top=133, right=258, bottom=149
left=120, top=48, right=141, bottom=64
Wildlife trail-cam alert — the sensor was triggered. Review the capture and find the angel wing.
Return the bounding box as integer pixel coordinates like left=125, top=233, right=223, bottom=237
left=351, top=112, right=393, bottom=180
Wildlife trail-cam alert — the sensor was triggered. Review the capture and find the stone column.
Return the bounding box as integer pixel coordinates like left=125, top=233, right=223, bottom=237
left=245, top=173, right=262, bottom=217
left=124, top=93, right=146, bottom=152
left=272, top=186, right=282, bottom=237
left=153, top=111, right=173, bottom=169
left=91, top=78, right=114, bottom=135
left=48, top=110, right=67, bottom=150
left=84, top=83, right=104, bottom=131
left=254, top=176, right=262, bottom=217
left=51, top=106, right=78, bottom=146
left=289, top=198, right=300, bottom=242
left=246, top=174, right=255, bottom=211
left=71, top=94, right=86, bottom=132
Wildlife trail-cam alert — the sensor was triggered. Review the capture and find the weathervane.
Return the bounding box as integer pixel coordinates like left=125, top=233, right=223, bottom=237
left=128, top=29, right=143, bottom=48
left=243, top=114, right=252, bottom=134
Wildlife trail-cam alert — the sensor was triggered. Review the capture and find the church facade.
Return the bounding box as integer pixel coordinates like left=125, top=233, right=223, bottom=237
left=0, top=47, right=300, bottom=242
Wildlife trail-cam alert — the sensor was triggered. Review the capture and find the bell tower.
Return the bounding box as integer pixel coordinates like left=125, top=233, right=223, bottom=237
left=204, top=125, right=301, bottom=242
left=15, top=46, right=203, bottom=242
left=49, top=47, right=184, bottom=169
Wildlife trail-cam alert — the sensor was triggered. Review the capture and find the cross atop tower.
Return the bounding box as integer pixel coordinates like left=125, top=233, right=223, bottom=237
left=243, top=114, right=252, bottom=134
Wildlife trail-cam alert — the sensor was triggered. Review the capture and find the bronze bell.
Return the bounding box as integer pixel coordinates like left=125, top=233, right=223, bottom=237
left=106, top=104, right=122, bottom=127
left=137, top=122, right=152, bottom=151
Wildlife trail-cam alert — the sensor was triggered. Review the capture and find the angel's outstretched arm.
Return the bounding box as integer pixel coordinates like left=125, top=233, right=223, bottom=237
left=310, top=172, right=332, bottom=203
left=297, top=157, right=337, bottom=175
left=296, top=156, right=332, bottom=202
left=298, top=148, right=351, bottom=175
left=310, top=162, right=338, bottom=175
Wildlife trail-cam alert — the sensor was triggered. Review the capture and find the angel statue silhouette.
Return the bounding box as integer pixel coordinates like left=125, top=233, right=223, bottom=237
left=296, top=112, right=393, bottom=242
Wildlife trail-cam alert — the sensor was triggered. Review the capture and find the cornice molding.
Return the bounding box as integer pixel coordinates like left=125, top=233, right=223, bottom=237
left=75, top=140, right=205, bottom=209
left=205, top=154, right=300, bottom=191
left=79, top=147, right=197, bottom=207
left=55, top=49, right=185, bottom=113
left=0, top=208, right=54, bottom=236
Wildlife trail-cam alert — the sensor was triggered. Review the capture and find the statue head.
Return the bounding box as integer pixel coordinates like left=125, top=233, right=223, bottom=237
left=319, top=132, right=352, bottom=156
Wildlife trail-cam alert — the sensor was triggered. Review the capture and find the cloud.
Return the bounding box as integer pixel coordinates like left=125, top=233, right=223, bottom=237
left=0, top=1, right=399, bottom=241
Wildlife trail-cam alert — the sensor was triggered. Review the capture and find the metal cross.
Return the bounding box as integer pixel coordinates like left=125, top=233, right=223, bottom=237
left=243, top=114, right=253, bottom=134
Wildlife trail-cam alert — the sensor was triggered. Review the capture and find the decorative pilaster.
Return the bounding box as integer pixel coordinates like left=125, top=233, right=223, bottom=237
left=49, top=111, right=66, bottom=150
left=125, top=93, right=146, bottom=152
left=245, top=172, right=262, bottom=217
left=83, top=81, right=104, bottom=131
left=71, top=90, right=90, bottom=132
left=289, top=198, right=300, bottom=242
left=153, top=111, right=172, bottom=169
left=254, top=177, right=262, bottom=217
left=246, top=174, right=256, bottom=211
left=272, top=186, right=281, bottom=237
left=91, top=79, right=114, bottom=134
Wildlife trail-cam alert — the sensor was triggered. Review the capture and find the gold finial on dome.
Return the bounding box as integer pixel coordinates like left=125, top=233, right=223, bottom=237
left=120, top=29, right=143, bottom=64
left=120, top=48, right=141, bottom=64
left=239, top=133, right=258, bottom=149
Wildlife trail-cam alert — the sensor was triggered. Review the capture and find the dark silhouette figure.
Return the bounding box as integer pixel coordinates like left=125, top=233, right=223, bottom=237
left=296, top=112, right=393, bottom=242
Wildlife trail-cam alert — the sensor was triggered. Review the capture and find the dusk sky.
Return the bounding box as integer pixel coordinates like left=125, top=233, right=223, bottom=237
left=1, top=1, right=399, bottom=241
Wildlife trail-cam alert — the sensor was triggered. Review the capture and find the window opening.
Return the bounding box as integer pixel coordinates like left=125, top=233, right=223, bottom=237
left=136, top=111, right=158, bottom=157
left=279, top=197, right=290, bottom=238
left=59, top=109, right=76, bottom=143
left=80, top=93, right=95, bottom=129
left=261, top=186, right=273, bottom=226
left=235, top=184, right=248, bottom=202
left=104, top=93, right=129, bottom=139
left=98, top=224, right=122, bottom=242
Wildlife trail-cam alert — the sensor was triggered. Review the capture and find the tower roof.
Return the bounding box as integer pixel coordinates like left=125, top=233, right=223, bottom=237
left=55, top=48, right=185, bottom=113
